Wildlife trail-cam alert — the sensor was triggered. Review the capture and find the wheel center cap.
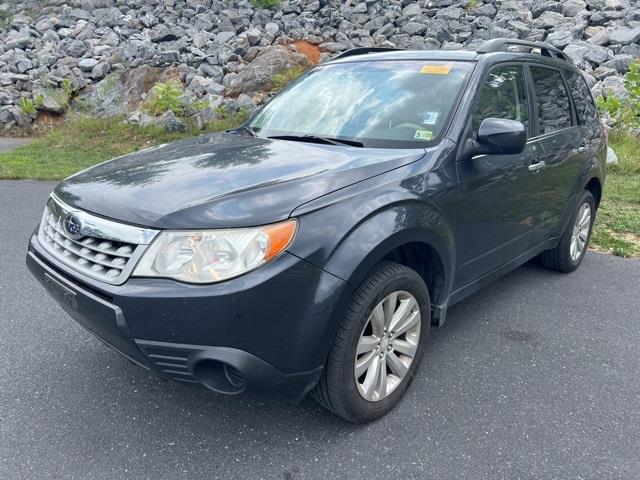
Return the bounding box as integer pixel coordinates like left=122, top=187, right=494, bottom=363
left=380, top=336, right=389, bottom=351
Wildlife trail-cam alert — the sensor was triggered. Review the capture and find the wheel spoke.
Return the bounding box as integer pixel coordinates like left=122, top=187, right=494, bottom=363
left=370, top=304, right=385, bottom=337
left=357, top=335, right=379, bottom=355
left=392, top=309, right=420, bottom=338
left=361, top=355, right=381, bottom=400
left=389, top=297, right=416, bottom=332
left=570, top=237, right=577, bottom=260
left=386, top=351, right=408, bottom=378
left=376, top=360, right=387, bottom=399
left=393, top=339, right=417, bottom=358
left=383, top=292, right=398, bottom=328
left=579, top=206, right=589, bottom=226
left=355, top=351, right=376, bottom=378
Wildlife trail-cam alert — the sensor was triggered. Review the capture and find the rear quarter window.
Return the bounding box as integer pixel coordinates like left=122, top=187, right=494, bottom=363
left=565, top=70, right=598, bottom=125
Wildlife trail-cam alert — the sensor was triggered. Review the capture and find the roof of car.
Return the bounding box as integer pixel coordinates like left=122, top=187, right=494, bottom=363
left=326, top=39, right=576, bottom=71
left=327, top=49, right=480, bottom=64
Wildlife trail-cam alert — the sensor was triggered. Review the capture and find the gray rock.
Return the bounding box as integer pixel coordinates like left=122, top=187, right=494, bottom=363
left=161, top=110, right=186, bottom=131
left=602, top=75, right=627, bottom=98
left=402, top=3, right=423, bottom=17
left=265, top=22, right=280, bottom=36
left=37, top=91, right=66, bottom=114
left=79, top=58, right=100, bottom=72
left=546, top=30, right=574, bottom=49
left=236, top=93, right=256, bottom=111
left=563, top=0, right=587, bottom=16
left=224, top=45, right=309, bottom=96
left=91, top=62, right=111, bottom=80
left=402, top=22, right=427, bottom=36
left=0, top=89, right=12, bottom=105
left=609, top=27, right=640, bottom=45
left=583, top=44, right=610, bottom=64
left=601, top=55, right=635, bottom=73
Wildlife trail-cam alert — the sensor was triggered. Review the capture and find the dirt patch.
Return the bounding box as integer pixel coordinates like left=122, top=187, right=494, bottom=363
left=292, top=40, right=322, bottom=64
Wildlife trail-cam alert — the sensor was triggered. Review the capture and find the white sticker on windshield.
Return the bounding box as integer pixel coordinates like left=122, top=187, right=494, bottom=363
left=422, top=111, right=439, bottom=125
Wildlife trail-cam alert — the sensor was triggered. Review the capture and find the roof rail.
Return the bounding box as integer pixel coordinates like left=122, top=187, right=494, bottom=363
left=333, top=47, right=402, bottom=60
left=477, top=38, right=571, bottom=62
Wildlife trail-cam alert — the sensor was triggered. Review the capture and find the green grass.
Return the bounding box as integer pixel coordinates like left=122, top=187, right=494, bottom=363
left=271, top=66, right=307, bottom=92
left=0, top=113, right=247, bottom=180
left=465, top=0, right=480, bottom=10
left=590, top=131, right=640, bottom=257
left=142, top=81, right=185, bottom=117
left=250, top=0, right=280, bottom=9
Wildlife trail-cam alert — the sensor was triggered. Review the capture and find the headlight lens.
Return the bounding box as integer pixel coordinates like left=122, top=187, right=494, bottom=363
left=133, top=220, right=297, bottom=284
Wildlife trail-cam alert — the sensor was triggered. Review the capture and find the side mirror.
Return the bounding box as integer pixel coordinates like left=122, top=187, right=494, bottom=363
left=464, top=118, right=527, bottom=158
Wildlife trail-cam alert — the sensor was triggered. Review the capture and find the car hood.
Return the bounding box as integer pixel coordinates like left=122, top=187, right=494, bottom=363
left=54, top=132, right=426, bottom=229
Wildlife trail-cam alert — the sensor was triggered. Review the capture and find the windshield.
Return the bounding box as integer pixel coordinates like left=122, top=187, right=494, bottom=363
left=248, top=60, right=474, bottom=148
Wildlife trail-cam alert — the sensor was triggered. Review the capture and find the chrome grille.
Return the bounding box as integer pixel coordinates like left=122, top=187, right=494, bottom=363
left=37, top=195, right=158, bottom=285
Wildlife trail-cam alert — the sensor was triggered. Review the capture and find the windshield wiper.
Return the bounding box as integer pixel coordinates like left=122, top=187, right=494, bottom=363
left=235, top=125, right=258, bottom=137
left=267, top=134, right=363, bottom=148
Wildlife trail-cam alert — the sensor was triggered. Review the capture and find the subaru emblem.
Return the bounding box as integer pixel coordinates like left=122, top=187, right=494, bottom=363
left=63, top=213, right=83, bottom=240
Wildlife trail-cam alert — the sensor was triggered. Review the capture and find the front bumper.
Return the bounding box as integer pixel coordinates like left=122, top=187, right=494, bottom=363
left=27, top=233, right=345, bottom=401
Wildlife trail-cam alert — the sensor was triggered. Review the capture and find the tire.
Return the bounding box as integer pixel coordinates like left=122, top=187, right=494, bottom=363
left=311, top=261, right=431, bottom=423
left=539, top=190, right=596, bottom=273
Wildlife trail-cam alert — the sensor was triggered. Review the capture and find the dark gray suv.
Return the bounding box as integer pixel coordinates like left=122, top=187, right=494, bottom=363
left=27, top=39, right=606, bottom=422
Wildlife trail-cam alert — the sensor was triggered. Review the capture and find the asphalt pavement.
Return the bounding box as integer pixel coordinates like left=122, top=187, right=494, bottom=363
left=1, top=180, right=639, bottom=479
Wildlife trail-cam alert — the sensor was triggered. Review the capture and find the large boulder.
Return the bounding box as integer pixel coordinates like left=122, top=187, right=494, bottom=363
left=223, top=46, right=309, bottom=97
left=79, top=66, right=183, bottom=117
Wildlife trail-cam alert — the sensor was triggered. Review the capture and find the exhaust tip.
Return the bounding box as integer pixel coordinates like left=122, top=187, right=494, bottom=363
left=192, top=359, right=246, bottom=395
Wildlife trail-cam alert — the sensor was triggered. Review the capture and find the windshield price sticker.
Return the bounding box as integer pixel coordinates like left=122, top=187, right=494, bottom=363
left=420, top=64, right=452, bottom=75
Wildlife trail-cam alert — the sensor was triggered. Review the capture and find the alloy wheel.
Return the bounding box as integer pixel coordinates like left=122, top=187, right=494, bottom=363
left=570, top=202, right=592, bottom=262
left=354, top=291, right=421, bottom=402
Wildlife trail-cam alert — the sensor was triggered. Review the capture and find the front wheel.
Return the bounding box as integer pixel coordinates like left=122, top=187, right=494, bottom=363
left=539, top=190, right=596, bottom=273
left=311, top=261, right=431, bottom=423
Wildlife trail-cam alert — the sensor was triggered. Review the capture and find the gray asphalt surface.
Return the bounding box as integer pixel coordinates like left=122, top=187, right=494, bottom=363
left=1, top=180, right=639, bottom=480
left=0, top=137, right=31, bottom=153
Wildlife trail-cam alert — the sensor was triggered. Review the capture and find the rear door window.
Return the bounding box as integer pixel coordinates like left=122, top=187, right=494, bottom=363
left=530, top=66, right=573, bottom=135
left=565, top=70, right=598, bottom=125
left=471, top=65, right=530, bottom=138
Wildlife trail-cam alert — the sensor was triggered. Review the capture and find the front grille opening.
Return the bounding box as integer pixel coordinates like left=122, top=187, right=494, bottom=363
left=38, top=205, right=140, bottom=284
left=192, top=360, right=246, bottom=395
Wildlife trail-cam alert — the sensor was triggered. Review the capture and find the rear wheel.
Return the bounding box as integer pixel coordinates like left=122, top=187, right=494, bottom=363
left=540, top=190, right=595, bottom=273
left=311, top=261, right=430, bottom=423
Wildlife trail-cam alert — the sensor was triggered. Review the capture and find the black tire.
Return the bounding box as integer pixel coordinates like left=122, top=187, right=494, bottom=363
left=539, top=190, right=596, bottom=273
left=311, top=261, right=431, bottom=423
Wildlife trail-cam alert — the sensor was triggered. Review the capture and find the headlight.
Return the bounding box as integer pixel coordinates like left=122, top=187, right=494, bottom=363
left=133, top=220, right=297, bottom=284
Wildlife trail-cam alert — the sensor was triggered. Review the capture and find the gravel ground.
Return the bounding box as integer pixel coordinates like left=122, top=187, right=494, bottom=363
left=1, top=180, right=639, bottom=480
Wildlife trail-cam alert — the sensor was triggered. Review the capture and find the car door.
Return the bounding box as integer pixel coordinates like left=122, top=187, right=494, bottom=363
left=527, top=65, right=585, bottom=245
left=454, top=64, right=545, bottom=288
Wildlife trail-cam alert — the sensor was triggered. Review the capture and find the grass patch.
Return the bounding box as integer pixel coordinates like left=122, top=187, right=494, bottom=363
left=0, top=114, right=246, bottom=180
left=271, top=66, right=307, bottom=91
left=590, top=130, right=640, bottom=257
left=250, top=0, right=280, bottom=9
left=19, top=95, right=43, bottom=115
left=142, top=81, right=185, bottom=117
left=465, top=0, right=479, bottom=10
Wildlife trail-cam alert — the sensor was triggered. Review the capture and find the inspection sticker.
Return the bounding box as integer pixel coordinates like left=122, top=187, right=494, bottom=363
left=414, top=129, right=433, bottom=140
left=420, top=64, right=451, bottom=75
left=422, top=111, right=439, bottom=125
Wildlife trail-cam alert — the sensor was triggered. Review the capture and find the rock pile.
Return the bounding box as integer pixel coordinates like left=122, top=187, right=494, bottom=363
left=0, top=0, right=638, bottom=130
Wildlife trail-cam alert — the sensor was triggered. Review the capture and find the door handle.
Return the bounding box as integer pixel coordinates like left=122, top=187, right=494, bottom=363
left=577, top=146, right=588, bottom=153
left=528, top=161, right=546, bottom=172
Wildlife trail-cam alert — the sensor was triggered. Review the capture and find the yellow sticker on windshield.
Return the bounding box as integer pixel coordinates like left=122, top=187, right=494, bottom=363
left=421, top=64, right=451, bottom=75
left=414, top=129, right=433, bottom=140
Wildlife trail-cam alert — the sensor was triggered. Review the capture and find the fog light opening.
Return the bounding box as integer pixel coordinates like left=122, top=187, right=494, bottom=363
left=192, top=359, right=246, bottom=394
